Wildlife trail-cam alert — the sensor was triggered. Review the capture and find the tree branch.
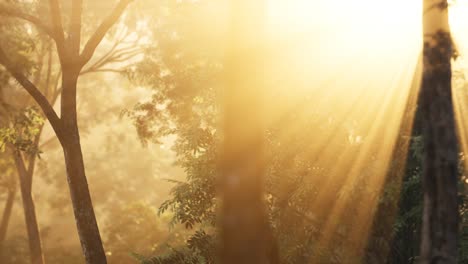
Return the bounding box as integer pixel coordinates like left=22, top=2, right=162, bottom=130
left=82, top=47, right=142, bottom=74
left=69, top=0, right=83, bottom=55
left=81, top=68, right=125, bottom=75
left=0, top=4, right=56, bottom=40
left=82, top=29, right=130, bottom=72
left=51, top=69, right=62, bottom=101
left=38, top=135, right=58, bottom=150
left=26, top=125, right=44, bottom=187
left=12, top=150, right=31, bottom=193
left=0, top=46, right=62, bottom=134
left=43, top=43, right=54, bottom=99
left=48, top=0, right=65, bottom=55
left=79, top=0, right=134, bottom=67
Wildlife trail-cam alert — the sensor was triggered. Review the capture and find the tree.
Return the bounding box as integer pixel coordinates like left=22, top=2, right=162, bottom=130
left=419, top=0, right=459, bottom=263
left=0, top=18, right=143, bottom=264
left=0, top=1, right=134, bottom=263
left=0, top=11, right=47, bottom=262
left=0, top=154, right=16, bottom=258
left=5, top=107, right=46, bottom=264
left=220, top=1, right=276, bottom=263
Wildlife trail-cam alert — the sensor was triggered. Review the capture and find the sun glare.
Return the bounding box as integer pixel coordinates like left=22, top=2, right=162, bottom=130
left=2, top=0, right=468, bottom=262
left=450, top=1, right=468, bottom=184
left=265, top=0, right=426, bottom=261
left=268, top=0, right=421, bottom=37
left=261, top=0, right=468, bottom=261
left=266, top=0, right=422, bottom=94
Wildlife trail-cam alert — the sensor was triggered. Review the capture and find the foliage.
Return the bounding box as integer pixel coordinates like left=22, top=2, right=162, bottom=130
left=0, top=6, right=36, bottom=86
left=386, top=123, right=468, bottom=263
left=134, top=230, right=216, bottom=264
left=103, top=202, right=174, bottom=264
left=124, top=2, right=468, bottom=264
left=0, top=106, right=44, bottom=155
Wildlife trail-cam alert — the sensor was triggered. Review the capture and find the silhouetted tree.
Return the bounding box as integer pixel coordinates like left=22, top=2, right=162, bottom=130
left=419, top=1, right=459, bottom=263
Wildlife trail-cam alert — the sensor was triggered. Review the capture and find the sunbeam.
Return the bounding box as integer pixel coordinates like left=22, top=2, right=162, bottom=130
left=265, top=0, right=423, bottom=261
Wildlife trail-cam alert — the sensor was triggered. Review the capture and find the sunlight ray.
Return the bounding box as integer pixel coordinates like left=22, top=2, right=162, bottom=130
left=450, top=0, right=468, bottom=182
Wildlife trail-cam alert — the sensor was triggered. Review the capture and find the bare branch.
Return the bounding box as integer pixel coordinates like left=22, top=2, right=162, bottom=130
left=0, top=4, right=56, bottom=40
left=51, top=69, right=62, bottom=101
left=83, top=28, right=131, bottom=72
left=82, top=42, right=121, bottom=73
left=25, top=126, right=44, bottom=188
left=43, top=43, right=54, bottom=99
left=48, top=0, right=65, bottom=53
left=82, top=47, right=142, bottom=73
left=33, top=43, right=47, bottom=86
left=0, top=46, right=62, bottom=134
left=38, top=135, right=58, bottom=149
left=81, top=68, right=125, bottom=75
left=12, top=150, right=31, bottom=193
left=79, top=0, right=134, bottom=67
left=109, top=47, right=143, bottom=60
left=51, top=86, right=63, bottom=101
left=69, top=0, right=83, bottom=54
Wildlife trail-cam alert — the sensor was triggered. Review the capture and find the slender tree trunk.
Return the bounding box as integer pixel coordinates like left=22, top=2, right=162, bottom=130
left=61, top=132, right=106, bottom=264
left=0, top=183, right=16, bottom=255
left=220, top=1, right=277, bottom=263
left=420, top=1, right=459, bottom=263
left=13, top=152, right=44, bottom=264
left=57, top=71, right=106, bottom=264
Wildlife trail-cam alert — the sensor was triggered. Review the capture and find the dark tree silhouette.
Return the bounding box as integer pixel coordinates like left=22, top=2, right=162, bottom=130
left=419, top=1, right=459, bottom=263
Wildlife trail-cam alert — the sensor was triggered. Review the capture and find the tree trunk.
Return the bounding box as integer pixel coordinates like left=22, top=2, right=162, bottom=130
left=13, top=152, right=44, bottom=264
left=58, top=71, right=106, bottom=264
left=220, top=1, right=277, bottom=263
left=0, top=184, right=16, bottom=255
left=420, top=1, right=459, bottom=263
left=0, top=2, right=132, bottom=262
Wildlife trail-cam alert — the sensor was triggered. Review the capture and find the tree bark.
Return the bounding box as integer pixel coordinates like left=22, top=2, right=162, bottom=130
left=13, top=152, right=44, bottom=264
left=420, top=1, right=459, bottom=263
left=57, top=71, right=107, bottom=264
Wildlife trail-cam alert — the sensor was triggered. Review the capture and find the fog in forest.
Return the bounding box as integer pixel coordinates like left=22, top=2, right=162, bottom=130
left=0, top=0, right=467, bottom=263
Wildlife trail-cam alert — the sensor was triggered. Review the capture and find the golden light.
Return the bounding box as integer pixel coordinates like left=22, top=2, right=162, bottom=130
left=267, top=0, right=422, bottom=39
left=265, top=0, right=425, bottom=261
left=260, top=0, right=468, bottom=260
left=266, top=0, right=422, bottom=94
left=146, top=0, right=467, bottom=260
left=450, top=1, right=468, bottom=186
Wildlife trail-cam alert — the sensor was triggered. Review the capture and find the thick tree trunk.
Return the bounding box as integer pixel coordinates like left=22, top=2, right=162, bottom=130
left=0, top=184, right=16, bottom=254
left=420, top=1, right=459, bottom=263
left=13, top=152, right=44, bottom=264
left=58, top=71, right=106, bottom=264
left=220, top=1, right=277, bottom=263
left=61, top=133, right=106, bottom=264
